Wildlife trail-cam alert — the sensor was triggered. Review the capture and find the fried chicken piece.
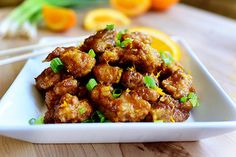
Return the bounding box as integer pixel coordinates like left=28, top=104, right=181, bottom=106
left=91, top=84, right=114, bottom=105
left=99, top=47, right=123, bottom=63
left=121, top=69, right=144, bottom=89
left=80, top=29, right=116, bottom=53
left=122, top=31, right=152, bottom=45
left=53, top=77, right=78, bottom=96
left=35, top=67, right=61, bottom=90
left=93, top=64, right=123, bottom=85
left=60, top=49, right=96, bottom=78
left=45, top=77, right=78, bottom=109
left=133, top=87, right=160, bottom=102
left=162, top=70, right=193, bottom=99
left=54, top=94, right=93, bottom=123
left=91, top=84, right=151, bottom=122
left=148, top=95, right=189, bottom=122
left=44, top=46, right=78, bottom=62
left=109, top=92, right=151, bottom=122
left=44, top=108, right=55, bottom=124
left=121, top=41, right=162, bottom=73
left=180, top=100, right=193, bottom=112
left=45, top=90, right=60, bottom=109
left=160, top=62, right=184, bottom=80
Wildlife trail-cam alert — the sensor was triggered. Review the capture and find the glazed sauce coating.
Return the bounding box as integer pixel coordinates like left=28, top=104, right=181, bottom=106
left=35, top=27, right=196, bottom=123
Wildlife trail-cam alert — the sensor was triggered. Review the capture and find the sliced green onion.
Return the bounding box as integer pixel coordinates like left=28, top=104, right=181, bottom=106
left=188, top=92, right=199, bottom=107
left=116, top=29, right=129, bottom=47
left=50, top=57, right=64, bottom=73
left=120, top=38, right=133, bottom=48
left=144, top=76, right=156, bottom=89
left=29, top=115, right=44, bottom=125
left=88, top=49, right=96, bottom=58
left=82, top=110, right=106, bottom=123
left=116, top=29, right=128, bottom=41
left=180, top=93, right=199, bottom=107
left=154, top=120, right=164, bottom=123
left=112, top=89, right=122, bottom=98
left=160, top=51, right=174, bottom=66
left=78, top=107, right=86, bottom=114
left=180, top=96, right=188, bottom=103
left=96, top=111, right=105, bottom=123
left=116, top=40, right=121, bottom=47
left=82, top=119, right=94, bottom=123
left=189, top=98, right=198, bottom=107
left=28, top=118, right=36, bottom=125
left=188, top=92, right=197, bottom=99
left=106, top=24, right=114, bottom=30
left=86, top=78, right=97, bottom=91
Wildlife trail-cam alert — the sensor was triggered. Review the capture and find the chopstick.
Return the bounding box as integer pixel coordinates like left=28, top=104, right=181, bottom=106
left=0, top=36, right=86, bottom=66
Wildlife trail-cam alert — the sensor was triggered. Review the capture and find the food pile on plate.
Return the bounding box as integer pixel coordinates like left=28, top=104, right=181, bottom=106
left=35, top=25, right=199, bottom=124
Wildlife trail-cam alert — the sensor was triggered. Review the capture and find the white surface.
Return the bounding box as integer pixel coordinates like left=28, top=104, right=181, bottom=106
left=0, top=37, right=236, bottom=143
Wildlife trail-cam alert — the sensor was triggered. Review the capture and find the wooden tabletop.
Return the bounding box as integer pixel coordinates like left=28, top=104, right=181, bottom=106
left=1, top=4, right=236, bottom=157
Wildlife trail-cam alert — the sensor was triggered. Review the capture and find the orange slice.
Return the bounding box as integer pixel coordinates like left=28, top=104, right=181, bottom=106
left=110, top=0, right=151, bottom=17
left=84, top=8, right=130, bottom=31
left=43, top=5, right=77, bottom=32
left=129, top=27, right=181, bottom=61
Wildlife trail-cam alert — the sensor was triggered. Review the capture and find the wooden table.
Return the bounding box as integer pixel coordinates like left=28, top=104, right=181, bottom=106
left=1, top=4, right=236, bottom=157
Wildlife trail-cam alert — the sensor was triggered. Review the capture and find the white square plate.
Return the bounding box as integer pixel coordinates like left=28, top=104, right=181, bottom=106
left=0, top=37, right=236, bottom=143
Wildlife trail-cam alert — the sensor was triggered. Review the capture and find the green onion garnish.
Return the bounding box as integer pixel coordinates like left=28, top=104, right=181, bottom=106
left=88, top=49, right=96, bottom=58
left=154, top=120, right=164, bottom=123
left=188, top=92, right=199, bottom=107
left=96, top=111, right=105, bottom=123
left=144, top=76, right=156, bottom=89
left=116, top=29, right=129, bottom=47
left=180, top=92, right=199, bottom=107
left=180, top=96, right=188, bottom=103
left=29, top=115, right=44, bottom=125
left=116, top=29, right=128, bottom=41
left=28, top=118, right=36, bottom=125
left=116, top=40, right=121, bottom=47
left=82, top=110, right=106, bottom=123
left=160, top=51, right=174, bottom=66
left=112, top=89, right=122, bottom=98
left=78, top=107, right=86, bottom=114
left=86, top=78, right=97, bottom=91
left=188, top=92, right=197, bottom=99
left=106, top=24, right=115, bottom=30
left=50, top=57, right=64, bottom=73
left=82, top=119, right=94, bottom=123
left=120, top=38, right=133, bottom=48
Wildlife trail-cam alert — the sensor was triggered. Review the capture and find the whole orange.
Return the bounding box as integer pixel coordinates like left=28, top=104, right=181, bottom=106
left=151, top=0, right=179, bottom=11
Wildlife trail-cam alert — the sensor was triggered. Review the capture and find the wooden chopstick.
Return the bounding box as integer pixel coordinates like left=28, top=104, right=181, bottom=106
left=0, top=36, right=86, bottom=66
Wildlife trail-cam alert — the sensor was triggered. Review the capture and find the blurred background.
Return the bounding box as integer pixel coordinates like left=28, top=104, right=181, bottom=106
left=0, top=0, right=235, bottom=40
left=1, top=0, right=236, bottom=19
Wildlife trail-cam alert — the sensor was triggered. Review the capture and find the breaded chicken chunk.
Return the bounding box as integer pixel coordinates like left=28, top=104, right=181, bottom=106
left=60, top=49, right=96, bottom=77
left=53, top=77, right=78, bottom=96
left=35, top=67, right=61, bottom=90
left=54, top=93, right=93, bottom=123
left=93, top=64, right=123, bottom=85
left=80, top=29, right=116, bottom=53
left=99, top=47, right=123, bottom=63
left=91, top=84, right=151, bottom=122
left=121, top=69, right=144, bottom=89
left=45, top=77, right=78, bottom=109
left=162, top=70, right=193, bottom=99
left=44, top=46, right=77, bottom=62
left=122, top=31, right=152, bottom=45
left=133, top=87, right=160, bottom=102
left=120, top=40, right=162, bottom=73
left=148, top=95, right=189, bottom=122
